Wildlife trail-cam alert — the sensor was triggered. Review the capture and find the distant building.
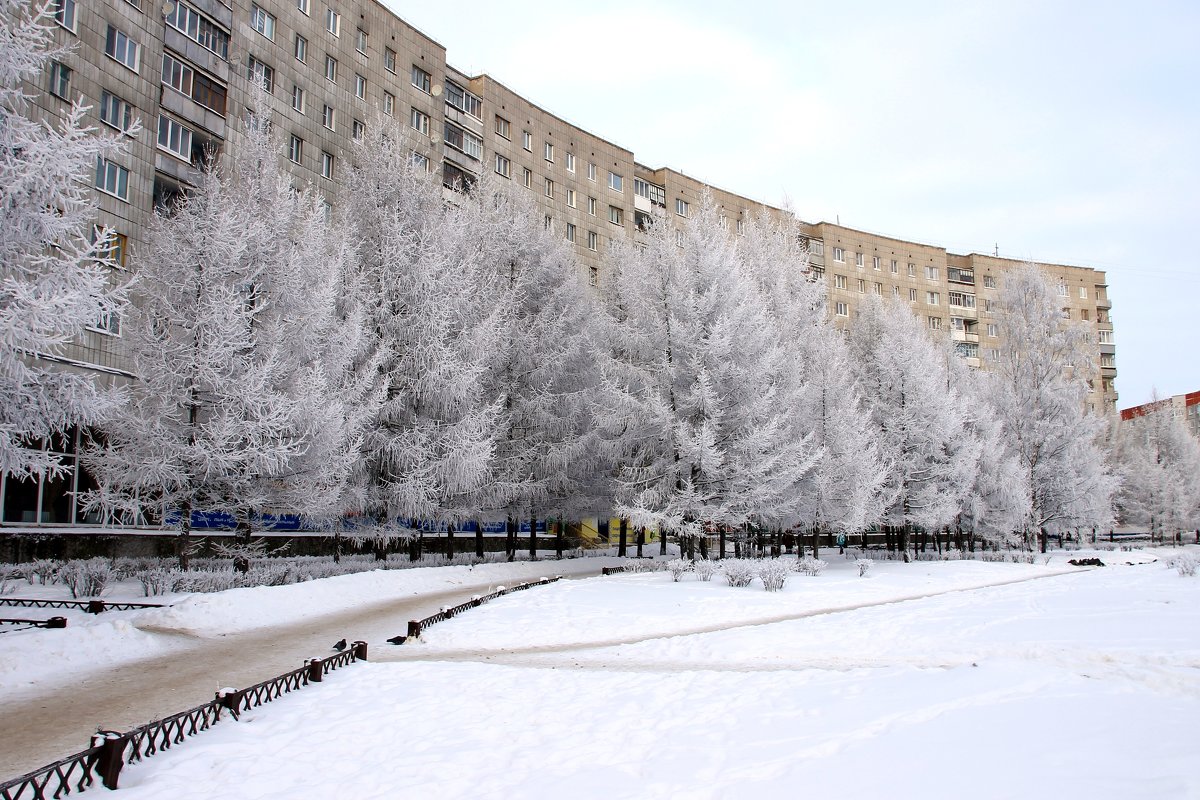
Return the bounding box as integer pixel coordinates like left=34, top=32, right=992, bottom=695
left=1121, top=392, right=1200, bottom=439
left=4, top=0, right=1117, bottom=529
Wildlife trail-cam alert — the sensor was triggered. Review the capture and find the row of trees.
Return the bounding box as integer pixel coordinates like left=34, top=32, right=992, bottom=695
left=3, top=1, right=1195, bottom=568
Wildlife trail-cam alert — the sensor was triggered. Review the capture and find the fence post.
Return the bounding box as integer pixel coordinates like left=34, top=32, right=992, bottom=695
left=92, top=731, right=127, bottom=790
left=306, top=658, right=323, bottom=683
left=47, top=616, right=68, bottom=628
left=216, top=688, right=245, bottom=720
left=352, top=640, right=368, bottom=661
left=407, top=619, right=422, bottom=639
left=86, top=600, right=106, bottom=614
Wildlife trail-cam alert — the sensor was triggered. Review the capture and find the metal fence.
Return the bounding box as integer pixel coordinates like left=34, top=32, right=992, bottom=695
left=0, top=598, right=167, bottom=614
left=405, top=576, right=561, bottom=640
left=0, top=643, right=366, bottom=798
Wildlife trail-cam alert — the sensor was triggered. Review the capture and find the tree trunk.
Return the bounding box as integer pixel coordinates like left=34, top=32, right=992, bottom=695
left=659, top=525, right=667, bottom=556
left=698, top=534, right=708, bottom=560
left=178, top=498, right=192, bottom=571
left=475, top=520, right=485, bottom=559
left=719, top=527, right=726, bottom=560
left=1039, top=527, right=1048, bottom=554
left=529, top=515, right=537, bottom=560
left=636, top=526, right=644, bottom=558
left=686, top=536, right=696, bottom=561
left=373, top=537, right=387, bottom=562
left=332, top=530, right=342, bottom=564
left=232, top=510, right=252, bottom=574
left=408, top=531, right=422, bottom=562
left=899, top=524, right=911, bottom=562
left=506, top=516, right=515, bottom=562
left=446, top=523, right=455, bottom=561
left=618, top=518, right=627, bottom=558
left=812, top=524, right=820, bottom=560
left=556, top=518, right=565, bottom=559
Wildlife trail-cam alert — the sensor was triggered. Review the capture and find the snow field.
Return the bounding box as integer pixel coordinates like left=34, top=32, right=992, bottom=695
left=50, top=549, right=1200, bottom=800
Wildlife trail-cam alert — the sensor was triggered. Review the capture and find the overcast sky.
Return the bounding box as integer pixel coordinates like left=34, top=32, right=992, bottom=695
left=388, top=0, right=1199, bottom=409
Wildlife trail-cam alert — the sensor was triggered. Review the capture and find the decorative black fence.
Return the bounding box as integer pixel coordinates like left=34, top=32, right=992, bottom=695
left=0, top=642, right=366, bottom=798
left=601, top=566, right=627, bottom=576
left=406, top=576, right=561, bottom=640
left=0, top=598, right=167, bottom=614
left=0, top=616, right=67, bottom=629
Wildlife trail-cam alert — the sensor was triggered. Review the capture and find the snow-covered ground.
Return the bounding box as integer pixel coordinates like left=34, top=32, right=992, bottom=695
left=4, top=548, right=1198, bottom=798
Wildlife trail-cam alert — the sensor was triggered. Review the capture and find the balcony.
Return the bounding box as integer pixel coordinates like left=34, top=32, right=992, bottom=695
left=950, top=329, right=980, bottom=344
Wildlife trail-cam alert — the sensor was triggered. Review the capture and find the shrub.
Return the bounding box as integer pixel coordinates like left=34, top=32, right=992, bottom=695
left=666, top=559, right=691, bottom=582
left=136, top=568, right=177, bottom=596
left=758, top=559, right=790, bottom=592
left=794, top=555, right=827, bottom=576
left=722, top=559, right=756, bottom=588
left=693, top=560, right=718, bottom=582
left=855, top=558, right=873, bottom=578
left=27, top=559, right=58, bottom=585
left=1170, top=553, right=1198, bottom=577
left=59, top=558, right=115, bottom=598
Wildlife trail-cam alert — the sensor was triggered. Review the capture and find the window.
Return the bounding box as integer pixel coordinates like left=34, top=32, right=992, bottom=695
left=410, top=107, right=428, bottom=134
left=608, top=206, right=623, bottom=225
left=250, top=5, right=275, bottom=40
left=736, top=218, right=745, bottom=235
left=835, top=274, right=846, bottom=289
left=544, top=215, right=553, bottom=231
left=93, top=227, right=128, bottom=269
left=297, top=0, right=308, bottom=13
left=857, top=279, right=866, bottom=293
left=411, top=151, right=429, bottom=171
left=321, top=103, right=335, bottom=130
left=521, top=167, right=532, bottom=188
left=88, top=308, right=121, bottom=336
left=983, top=275, right=996, bottom=288
left=907, top=263, right=916, bottom=277
left=94, top=157, right=129, bottom=200
left=874, top=282, right=883, bottom=295
left=99, top=91, right=134, bottom=132
left=588, top=196, right=596, bottom=215
left=587, top=162, right=596, bottom=181
left=352, top=118, right=364, bottom=139
left=1100, top=354, right=1116, bottom=368
left=988, top=348, right=1000, bottom=362
left=928, top=316, right=942, bottom=330
left=954, top=342, right=979, bottom=359
left=48, top=61, right=72, bottom=99
left=872, top=256, right=881, bottom=270
left=288, top=134, right=302, bottom=163
left=383, top=48, right=396, bottom=73
left=890, top=259, right=898, bottom=274
left=105, top=25, right=140, bottom=71
left=1079, top=286, right=1088, bottom=299
left=987, top=323, right=998, bottom=337
left=926, top=291, right=940, bottom=305
left=354, top=73, right=366, bottom=99
left=193, top=72, right=229, bottom=116
left=324, top=55, right=337, bottom=82
left=495, top=115, right=509, bottom=138
left=294, top=34, right=307, bottom=63
left=162, top=52, right=193, bottom=95
left=292, top=85, right=305, bottom=112
left=608, top=172, right=623, bottom=192
left=382, top=91, right=394, bottom=116
left=984, top=299, right=994, bottom=312
left=444, top=81, right=482, bottom=118
left=1057, top=282, right=1069, bottom=297
left=909, top=288, right=918, bottom=302
left=443, top=121, right=482, bottom=160
left=1098, top=330, right=1114, bottom=344
left=325, top=7, right=339, bottom=35
left=165, top=1, right=230, bottom=60
left=544, top=142, right=554, bottom=162
left=53, top=0, right=76, bottom=31
left=355, top=28, right=366, bottom=54
left=892, top=286, right=900, bottom=298
left=565, top=223, right=576, bottom=243
left=411, top=65, right=431, bottom=93
left=565, top=188, right=576, bottom=208
left=495, top=154, right=511, bottom=178
left=835, top=302, right=849, bottom=317
left=855, top=252, right=864, bottom=268
left=248, top=56, right=274, bottom=92
left=587, top=231, right=597, bottom=251
left=320, top=151, right=334, bottom=179
left=925, top=265, right=939, bottom=280
left=565, top=153, right=575, bottom=172
left=948, top=291, right=975, bottom=308
left=675, top=198, right=689, bottom=217
left=1080, top=309, right=1090, bottom=321
left=544, top=178, right=553, bottom=198
left=833, top=247, right=845, bottom=262
left=522, top=130, right=532, bottom=151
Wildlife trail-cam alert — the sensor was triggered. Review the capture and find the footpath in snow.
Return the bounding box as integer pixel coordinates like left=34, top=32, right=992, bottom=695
left=5, top=547, right=1194, bottom=799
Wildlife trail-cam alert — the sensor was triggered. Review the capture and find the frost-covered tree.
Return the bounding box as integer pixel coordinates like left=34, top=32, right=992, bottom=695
left=597, top=195, right=815, bottom=558
left=83, top=107, right=362, bottom=567
left=849, top=296, right=977, bottom=557
left=992, top=264, right=1116, bottom=550
left=341, top=121, right=511, bottom=558
left=1, top=0, right=128, bottom=478
left=1115, top=398, right=1200, bottom=541
left=740, top=211, right=888, bottom=556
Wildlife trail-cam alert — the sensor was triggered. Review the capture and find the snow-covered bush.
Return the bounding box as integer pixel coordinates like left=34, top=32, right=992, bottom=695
left=722, top=559, right=756, bottom=588
left=59, top=558, right=114, bottom=598
left=27, top=559, right=58, bottom=585
left=136, top=568, right=176, bottom=597
left=625, top=560, right=660, bottom=574
left=1170, top=553, right=1198, bottom=577
left=758, top=559, right=790, bottom=592
left=0, top=565, right=19, bottom=595
left=666, top=559, right=691, bottom=582
left=855, top=558, right=873, bottom=578
left=693, top=560, right=718, bottom=582
left=794, top=556, right=827, bottom=576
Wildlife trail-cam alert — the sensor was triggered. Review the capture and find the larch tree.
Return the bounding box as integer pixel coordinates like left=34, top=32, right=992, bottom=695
left=849, top=295, right=978, bottom=558
left=1, top=0, right=128, bottom=479
left=83, top=105, right=360, bottom=568
left=992, top=264, right=1116, bottom=550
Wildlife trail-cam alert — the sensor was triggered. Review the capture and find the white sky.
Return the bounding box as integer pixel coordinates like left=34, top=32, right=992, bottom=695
left=386, top=0, right=1200, bottom=409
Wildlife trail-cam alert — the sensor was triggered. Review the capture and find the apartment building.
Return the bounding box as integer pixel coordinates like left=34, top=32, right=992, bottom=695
left=6, top=0, right=1118, bottom=528
left=1121, top=392, right=1200, bottom=440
